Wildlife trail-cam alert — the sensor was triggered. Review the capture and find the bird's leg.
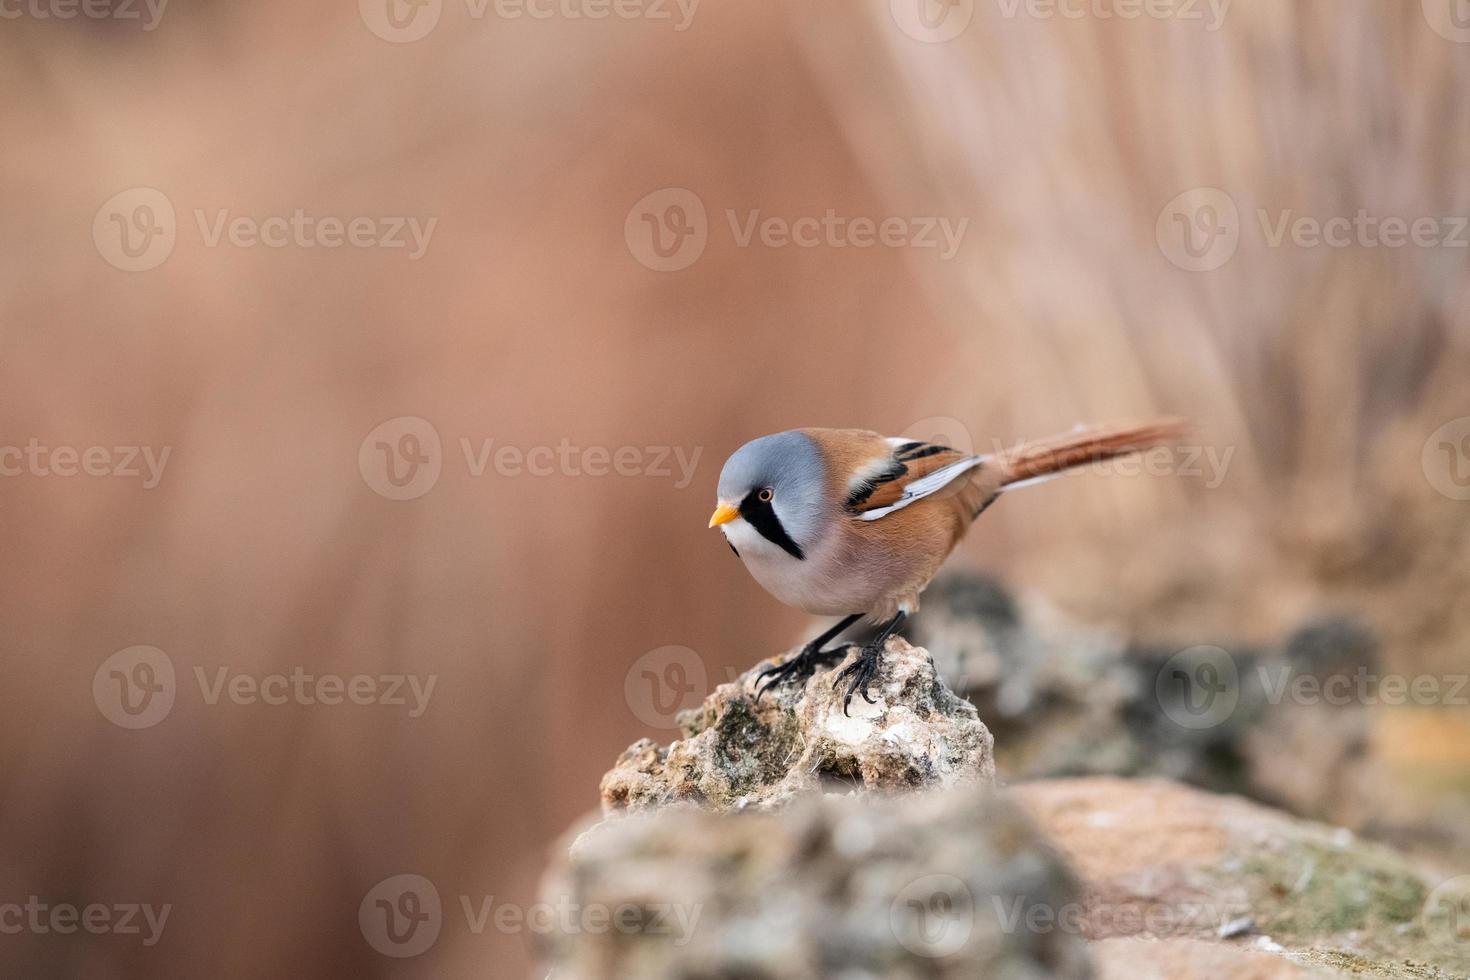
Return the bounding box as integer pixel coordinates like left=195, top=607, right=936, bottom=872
left=754, top=613, right=863, bottom=700
left=833, top=611, right=907, bottom=716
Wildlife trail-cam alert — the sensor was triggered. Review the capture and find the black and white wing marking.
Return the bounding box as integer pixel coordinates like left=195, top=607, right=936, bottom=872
left=845, top=439, right=985, bottom=521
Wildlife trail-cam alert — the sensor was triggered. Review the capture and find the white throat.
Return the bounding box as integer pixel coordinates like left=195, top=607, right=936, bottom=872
left=720, top=518, right=794, bottom=560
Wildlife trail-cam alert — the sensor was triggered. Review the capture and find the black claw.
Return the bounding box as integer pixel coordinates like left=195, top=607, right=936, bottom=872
left=831, top=614, right=907, bottom=716
left=756, top=643, right=851, bottom=700
left=754, top=664, right=787, bottom=702
left=834, top=610, right=907, bottom=716
left=765, top=614, right=864, bottom=701
left=834, top=646, right=880, bottom=716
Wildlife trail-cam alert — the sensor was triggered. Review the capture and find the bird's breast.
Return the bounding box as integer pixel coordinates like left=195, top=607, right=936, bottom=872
left=723, top=519, right=899, bottom=616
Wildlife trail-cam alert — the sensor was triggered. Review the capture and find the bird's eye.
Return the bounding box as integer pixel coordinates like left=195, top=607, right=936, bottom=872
left=757, top=487, right=774, bottom=502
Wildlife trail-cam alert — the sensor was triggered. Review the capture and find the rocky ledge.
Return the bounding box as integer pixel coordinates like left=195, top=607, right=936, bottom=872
left=599, top=637, right=994, bottom=812
left=546, top=635, right=1470, bottom=979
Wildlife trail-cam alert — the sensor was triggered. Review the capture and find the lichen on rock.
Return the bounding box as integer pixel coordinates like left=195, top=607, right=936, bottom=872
left=600, top=637, right=995, bottom=813
left=1013, top=778, right=1470, bottom=979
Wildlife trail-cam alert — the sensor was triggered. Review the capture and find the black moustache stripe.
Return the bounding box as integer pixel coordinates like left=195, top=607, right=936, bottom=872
left=740, top=493, right=805, bottom=560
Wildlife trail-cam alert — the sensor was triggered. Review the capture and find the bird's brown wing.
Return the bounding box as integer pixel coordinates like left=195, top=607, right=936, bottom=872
left=843, top=439, right=981, bottom=518
left=797, top=428, right=998, bottom=621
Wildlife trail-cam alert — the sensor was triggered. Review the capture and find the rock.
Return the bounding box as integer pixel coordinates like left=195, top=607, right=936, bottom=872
left=901, top=573, right=1170, bottom=781
left=541, top=785, right=1092, bottom=979
left=904, top=574, right=1374, bottom=796
left=547, top=775, right=1469, bottom=979
left=1012, top=777, right=1470, bottom=979
left=1093, top=937, right=1336, bottom=979
left=600, top=637, right=994, bottom=813
left=571, top=612, right=1469, bottom=979
left=904, top=573, right=1470, bottom=865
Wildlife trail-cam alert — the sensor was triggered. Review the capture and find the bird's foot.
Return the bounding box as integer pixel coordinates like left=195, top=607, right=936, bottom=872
left=754, top=643, right=854, bottom=700
left=832, top=640, right=886, bottom=716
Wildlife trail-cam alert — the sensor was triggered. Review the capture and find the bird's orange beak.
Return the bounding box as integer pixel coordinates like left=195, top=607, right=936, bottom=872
left=708, top=502, right=740, bottom=528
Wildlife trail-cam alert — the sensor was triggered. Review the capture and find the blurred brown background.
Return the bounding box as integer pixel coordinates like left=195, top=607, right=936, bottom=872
left=1, top=0, right=1468, bottom=976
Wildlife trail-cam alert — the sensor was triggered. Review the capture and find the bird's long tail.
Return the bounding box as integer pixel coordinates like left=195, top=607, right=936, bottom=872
left=994, top=418, right=1189, bottom=490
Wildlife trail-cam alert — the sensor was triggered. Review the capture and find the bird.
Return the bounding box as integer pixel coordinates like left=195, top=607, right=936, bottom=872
left=708, top=419, right=1186, bottom=714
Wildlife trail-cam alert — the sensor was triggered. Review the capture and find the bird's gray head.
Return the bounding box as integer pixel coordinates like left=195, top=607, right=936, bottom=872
left=709, top=430, right=826, bottom=560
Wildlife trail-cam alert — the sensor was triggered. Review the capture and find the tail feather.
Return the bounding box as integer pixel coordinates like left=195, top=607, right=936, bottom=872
left=995, top=418, right=1189, bottom=489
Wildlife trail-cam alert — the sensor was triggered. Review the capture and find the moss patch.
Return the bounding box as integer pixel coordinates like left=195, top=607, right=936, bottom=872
left=1213, top=836, right=1470, bottom=979
left=1242, top=841, right=1425, bottom=938
left=1291, top=948, right=1459, bottom=979
left=708, top=695, right=801, bottom=799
